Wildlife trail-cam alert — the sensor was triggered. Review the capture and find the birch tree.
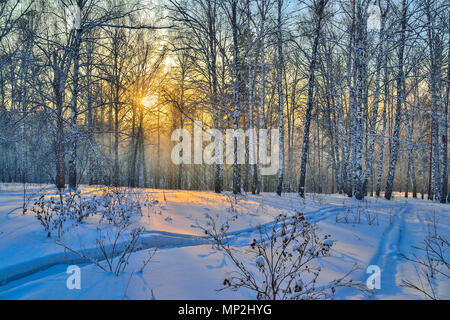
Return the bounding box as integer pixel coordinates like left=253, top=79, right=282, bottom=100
left=298, top=0, right=328, bottom=198
left=276, top=0, right=284, bottom=196
left=384, top=0, right=407, bottom=200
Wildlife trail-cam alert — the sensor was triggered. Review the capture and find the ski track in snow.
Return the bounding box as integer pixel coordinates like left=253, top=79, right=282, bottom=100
left=367, top=203, right=408, bottom=298
left=0, top=185, right=448, bottom=299
left=0, top=232, right=210, bottom=292
left=0, top=205, right=339, bottom=290
left=0, top=193, right=342, bottom=291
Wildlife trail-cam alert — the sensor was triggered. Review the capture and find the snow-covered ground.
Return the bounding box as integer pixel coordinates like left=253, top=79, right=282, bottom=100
left=0, top=183, right=448, bottom=300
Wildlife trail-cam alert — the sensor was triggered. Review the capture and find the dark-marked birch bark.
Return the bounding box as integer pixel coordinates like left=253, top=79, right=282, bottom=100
left=441, top=12, right=449, bottom=203
left=276, top=0, right=284, bottom=196
left=385, top=0, right=407, bottom=200
left=353, top=1, right=368, bottom=200
left=245, top=0, right=258, bottom=194
left=425, top=0, right=443, bottom=201
left=68, top=15, right=83, bottom=190
left=344, top=0, right=356, bottom=197
left=298, top=0, right=328, bottom=198
left=230, top=0, right=242, bottom=194
left=256, top=0, right=269, bottom=194
left=375, top=29, right=390, bottom=197
left=362, top=2, right=386, bottom=196
left=207, top=0, right=223, bottom=194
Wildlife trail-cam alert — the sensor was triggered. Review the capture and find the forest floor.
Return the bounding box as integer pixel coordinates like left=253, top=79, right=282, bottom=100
left=0, top=183, right=448, bottom=300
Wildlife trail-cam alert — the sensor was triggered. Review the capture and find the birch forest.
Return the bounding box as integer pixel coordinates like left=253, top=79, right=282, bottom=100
left=0, top=0, right=448, bottom=203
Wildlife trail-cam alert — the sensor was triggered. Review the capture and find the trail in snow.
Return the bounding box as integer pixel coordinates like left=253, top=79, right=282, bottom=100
left=0, top=185, right=448, bottom=299
left=367, top=203, right=408, bottom=298
left=0, top=206, right=331, bottom=289
left=0, top=232, right=209, bottom=288
left=0, top=200, right=345, bottom=291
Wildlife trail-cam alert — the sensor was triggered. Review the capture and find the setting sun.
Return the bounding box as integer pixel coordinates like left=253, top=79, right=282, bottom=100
left=141, top=95, right=157, bottom=108
left=0, top=0, right=448, bottom=304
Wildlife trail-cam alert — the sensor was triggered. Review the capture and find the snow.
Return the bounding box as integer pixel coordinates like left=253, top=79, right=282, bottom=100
left=0, top=183, right=448, bottom=300
left=255, top=256, right=265, bottom=268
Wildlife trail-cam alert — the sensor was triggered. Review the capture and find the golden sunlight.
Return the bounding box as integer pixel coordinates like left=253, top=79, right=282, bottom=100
left=141, top=95, right=157, bottom=108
